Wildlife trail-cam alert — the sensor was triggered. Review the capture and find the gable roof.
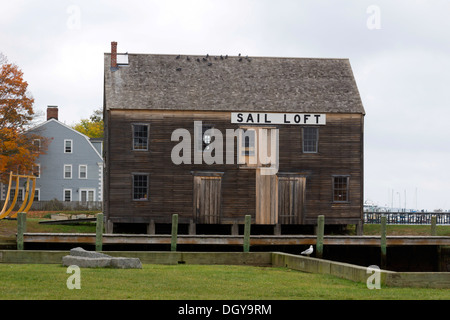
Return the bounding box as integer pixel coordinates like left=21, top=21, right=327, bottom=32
left=104, top=53, right=365, bottom=114
left=27, top=118, right=103, bottom=161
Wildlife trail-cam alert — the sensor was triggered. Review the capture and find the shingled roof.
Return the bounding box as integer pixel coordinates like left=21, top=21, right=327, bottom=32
left=104, top=53, right=365, bottom=114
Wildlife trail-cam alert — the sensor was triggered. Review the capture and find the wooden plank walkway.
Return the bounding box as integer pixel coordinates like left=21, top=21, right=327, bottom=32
left=22, top=233, right=450, bottom=246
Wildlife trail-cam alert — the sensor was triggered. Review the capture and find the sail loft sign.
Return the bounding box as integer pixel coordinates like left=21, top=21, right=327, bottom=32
left=231, top=113, right=326, bottom=125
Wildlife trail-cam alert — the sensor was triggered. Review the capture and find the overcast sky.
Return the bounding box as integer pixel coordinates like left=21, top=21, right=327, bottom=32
left=1, top=0, right=449, bottom=211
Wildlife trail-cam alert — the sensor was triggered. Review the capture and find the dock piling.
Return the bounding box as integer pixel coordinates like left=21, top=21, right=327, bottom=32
left=95, top=213, right=103, bottom=252
left=243, top=215, right=251, bottom=252
left=171, top=214, right=178, bottom=252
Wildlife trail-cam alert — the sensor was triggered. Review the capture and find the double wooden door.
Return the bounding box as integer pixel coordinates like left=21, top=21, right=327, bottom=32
left=256, top=171, right=306, bottom=225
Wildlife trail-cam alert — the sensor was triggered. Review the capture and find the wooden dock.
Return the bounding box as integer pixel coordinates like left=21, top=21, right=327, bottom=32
left=22, top=233, right=450, bottom=247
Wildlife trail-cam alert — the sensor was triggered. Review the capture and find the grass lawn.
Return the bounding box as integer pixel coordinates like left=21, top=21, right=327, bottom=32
left=0, top=263, right=449, bottom=300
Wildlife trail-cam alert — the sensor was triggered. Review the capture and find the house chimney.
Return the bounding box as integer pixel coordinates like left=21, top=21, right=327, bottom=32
left=111, top=41, right=118, bottom=69
left=47, top=106, right=59, bottom=121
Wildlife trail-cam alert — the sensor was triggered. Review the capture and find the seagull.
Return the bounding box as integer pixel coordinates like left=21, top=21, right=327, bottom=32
left=301, top=245, right=313, bottom=256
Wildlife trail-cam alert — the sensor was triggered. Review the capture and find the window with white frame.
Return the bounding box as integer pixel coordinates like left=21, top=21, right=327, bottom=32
left=64, top=165, right=72, bottom=179
left=33, top=189, right=40, bottom=201
left=64, top=189, right=72, bottom=202
left=80, top=189, right=95, bottom=202
left=33, top=139, right=41, bottom=153
left=33, top=164, right=40, bottom=178
left=64, top=139, right=73, bottom=153
left=79, top=165, right=87, bottom=179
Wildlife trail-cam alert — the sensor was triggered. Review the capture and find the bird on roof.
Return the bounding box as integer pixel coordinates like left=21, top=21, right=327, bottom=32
left=176, top=55, right=181, bottom=59
left=300, top=245, right=313, bottom=256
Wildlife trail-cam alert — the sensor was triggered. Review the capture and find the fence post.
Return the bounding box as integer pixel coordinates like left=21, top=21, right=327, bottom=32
left=243, top=215, right=251, bottom=252
left=171, top=214, right=178, bottom=252
left=431, top=215, right=437, bottom=236
left=380, top=215, right=387, bottom=269
left=95, top=213, right=104, bottom=252
left=17, top=212, right=26, bottom=250
left=316, top=215, right=324, bottom=258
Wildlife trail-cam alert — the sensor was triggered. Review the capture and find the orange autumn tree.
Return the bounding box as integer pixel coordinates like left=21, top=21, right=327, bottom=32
left=0, top=53, right=48, bottom=183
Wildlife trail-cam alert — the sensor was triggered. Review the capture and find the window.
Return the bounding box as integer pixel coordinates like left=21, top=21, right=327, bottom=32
left=303, top=127, right=318, bottom=153
left=10, top=189, right=24, bottom=201
left=33, top=164, right=40, bottom=178
left=79, top=165, right=87, bottom=179
left=238, top=128, right=257, bottom=166
left=133, top=174, right=149, bottom=200
left=64, top=140, right=73, bottom=153
left=238, top=127, right=277, bottom=169
left=33, top=139, right=41, bottom=153
left=33, top=189, right=40, bottom=201
left=64, top=165, right=72, bottom=179
left=333, top=176, right=349, bottom=202
left=64, top=189, right=72, bottom=202
left=133, top=124, right=149, bottom=150
left=80, top=189, right=95, bottom=202
left=241, top=129, right=256, bottom=156
left=194, top=122, right=215, bottom=152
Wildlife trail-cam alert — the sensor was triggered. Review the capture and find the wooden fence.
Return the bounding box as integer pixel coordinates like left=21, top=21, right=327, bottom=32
left=364, top=212, right=450, bottom=225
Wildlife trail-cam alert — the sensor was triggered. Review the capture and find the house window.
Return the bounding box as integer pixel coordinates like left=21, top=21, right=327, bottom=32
left=238, top=128, right=256, bottom=166
left=80, top=189, right=95, bottom=202
left=133, top=174, right=149, bottom=200
left=33, top=164, right=40, bottom=178
left=64, top=165, right=72, bottom=179
left=64, top=189, right=72, bottom=202
left=64, top=140, right=73, bottom=153
left=333, top=176, right=349, bottom=202
left=303, top=127, right=319, bottom=153
left=10, top=189, right=24, bottom=201
left=195, top=123, right=214, bottom=152
left=33, top=139, right=41, bottom=153
left=33, top=189, right=40, bottom=201
left=79, top=165, right=87, bottom=179
left=132, top=124, right=149, bottom=151
left=238, top=127, right=277, bottom=169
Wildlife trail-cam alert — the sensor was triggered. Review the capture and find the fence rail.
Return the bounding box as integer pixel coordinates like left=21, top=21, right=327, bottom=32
left=0, top=200, right=102, bottom=212
left=364, top=212, right=450, bottom=225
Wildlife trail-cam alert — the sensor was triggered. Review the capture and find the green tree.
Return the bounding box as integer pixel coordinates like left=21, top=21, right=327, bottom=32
left=72, top=108, right=104, bottom=138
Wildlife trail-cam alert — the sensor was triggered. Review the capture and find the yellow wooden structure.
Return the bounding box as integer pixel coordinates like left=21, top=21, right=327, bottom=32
left=0, top=171, right=36, bottom=219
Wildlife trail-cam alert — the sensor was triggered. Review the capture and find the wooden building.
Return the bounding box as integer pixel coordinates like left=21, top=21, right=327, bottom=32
left=103, top=42, right=365, bottom=234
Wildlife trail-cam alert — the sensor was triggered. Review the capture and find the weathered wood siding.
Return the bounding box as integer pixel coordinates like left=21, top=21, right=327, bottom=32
left=104, top=110, right=363, bottom=226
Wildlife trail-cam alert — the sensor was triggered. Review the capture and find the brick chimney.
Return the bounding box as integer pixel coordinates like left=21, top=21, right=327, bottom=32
left=111, top=41, right=118, bottom=68
left=47, top=106, right=58, bottom=121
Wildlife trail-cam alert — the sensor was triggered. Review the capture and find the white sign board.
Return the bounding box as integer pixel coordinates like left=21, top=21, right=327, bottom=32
left=231, top=113, right=326, bottom=125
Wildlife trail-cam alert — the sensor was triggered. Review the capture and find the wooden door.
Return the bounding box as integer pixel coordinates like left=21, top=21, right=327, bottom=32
left=278, top=175, right=306, bottom=224
left=255, top=169, right=278, bottom=224
left=193, top=174, right=222, bottom=224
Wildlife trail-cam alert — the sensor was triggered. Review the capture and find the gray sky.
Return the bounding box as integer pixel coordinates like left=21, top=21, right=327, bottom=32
left=1, top=0, right=449, bottom=211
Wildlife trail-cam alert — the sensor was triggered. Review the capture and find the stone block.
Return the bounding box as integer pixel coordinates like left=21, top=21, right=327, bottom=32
left=110, top=257, right=142, bottom=269
left=70, top=247, right=110, bottom=259
left=62, top=255, right=111, bottom=268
